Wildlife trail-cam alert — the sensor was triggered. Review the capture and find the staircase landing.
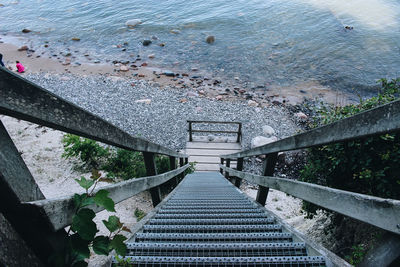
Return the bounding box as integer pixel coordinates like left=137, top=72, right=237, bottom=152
left=185, top=137, right=241, bottom=171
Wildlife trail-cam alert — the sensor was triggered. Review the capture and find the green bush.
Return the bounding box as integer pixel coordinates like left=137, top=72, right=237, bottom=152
left=301, top=78, right=400, bottom=216
left=62, top=134, right=179, bottom=180
left=62, top=135, right=110, bottom=169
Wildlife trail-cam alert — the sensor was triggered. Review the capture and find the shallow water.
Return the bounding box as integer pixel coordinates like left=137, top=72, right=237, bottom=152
left=1, top=0, right=400, bottom=96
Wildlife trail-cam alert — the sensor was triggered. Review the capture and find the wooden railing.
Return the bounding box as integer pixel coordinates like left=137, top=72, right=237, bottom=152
left=220, top=99, right=400, bottom=266
left=0, top=68, right=189, bottom=265
left=188, top=120, right=242, bottom=142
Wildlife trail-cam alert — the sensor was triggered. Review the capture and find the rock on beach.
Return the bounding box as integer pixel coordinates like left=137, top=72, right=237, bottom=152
left=251, top=136, right=278, bottom=148
left=126, top=19, right=142, bottom=28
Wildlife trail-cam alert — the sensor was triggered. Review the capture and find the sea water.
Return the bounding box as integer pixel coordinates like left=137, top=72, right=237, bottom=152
left=1, top=0, right=400, bottom=96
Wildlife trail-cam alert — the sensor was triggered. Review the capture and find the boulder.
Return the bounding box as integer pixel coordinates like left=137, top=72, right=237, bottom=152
left=170, top=29, right=181, bottom=34
left=125, top=19, right=142, bottom=28
left=71, top=37, right=80, bottom=41
left=163, top=70, right=175, bottom=77
left=248, top=100, right=258, bottom=107
left=262, top=125, right=275, bottom=137
left=251, top=136, right=278, bottom=148
left=17, top=45, right=28, bottom=51
left=206, top=35, right=215, bottom=44
left=142, top=40, right=152, bottom=46
left=294, top=112, right=308, bottom=121
left=120, top=65, right=129, bottom=72
left=22, top=29, right=31, bottom=33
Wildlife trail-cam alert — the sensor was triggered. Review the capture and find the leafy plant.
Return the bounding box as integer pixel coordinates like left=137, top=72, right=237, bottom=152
left=62, top=135, right=173, bottom=180
left=345, top=244, right=367, bottom=265
left=62, top=135, right=110, bottom=169
left=301, top=78, right=400, bottom=217
left=134, top=208, right=147, bottom=222
left=50, top=170, right=130, bottom=266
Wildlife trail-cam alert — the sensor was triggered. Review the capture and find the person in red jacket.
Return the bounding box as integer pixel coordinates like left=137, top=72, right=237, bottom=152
left=16, top=60, right=25, bottom=73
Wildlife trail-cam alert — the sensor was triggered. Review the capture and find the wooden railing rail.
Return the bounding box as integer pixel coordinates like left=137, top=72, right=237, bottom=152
left=220, top=165, right=400, bottom=235
left=0, top=68, right=189, bottom=265
left=23, top=164, right=189, bottom=231
left=187, top=120, right=242, bottom=142
left=223, top=99, right=400, bottom=159
left=0, top=68, right=186, bottom=158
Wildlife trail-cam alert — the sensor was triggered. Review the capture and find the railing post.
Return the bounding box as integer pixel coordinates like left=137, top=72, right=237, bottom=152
left=235, top=157, right=244, bottom=188
left=179, top=157, right=185, bottom=181
left=169, top=156, right=177, bottom=186
left=236, top=123, right=242, bottom=143
left=143, top=152, right=161, bottom=207
left=256, top=153, right=278, bottom=206
left=225, top=159, right=231, bottom=180
left=0, top=121, right=67, bottom=265
left=185, top=157, right=188, bottom=165
left=189, top=121, right=193, bottom=142
left=220, top=158, right=224, bottom=174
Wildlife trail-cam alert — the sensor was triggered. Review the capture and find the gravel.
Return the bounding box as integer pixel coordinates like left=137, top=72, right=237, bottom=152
left=24, top=73, right=299, bottom=151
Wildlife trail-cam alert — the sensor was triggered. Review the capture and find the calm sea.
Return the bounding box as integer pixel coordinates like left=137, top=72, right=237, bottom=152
left=1, top=0, right=400, bottom=96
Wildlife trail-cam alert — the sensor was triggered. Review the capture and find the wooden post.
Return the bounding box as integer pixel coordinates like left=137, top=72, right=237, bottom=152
left=189, top=121, right=193, bottom=141
left=169, top=156, right=178, bottom=186
left=184, top=157, right=188, bottom=165
left=256, top=153, right=278, bottom=206
left=225, top=159, right=231, bottom=180
left=143, top=152, right=161, bottom=207
left=236, top=123, right=242, bottom=143
left=179, top=157, right=185, bottom=181
left=220, top=158, right=224, bottom=174
left=235, top=157, right=244, bottom=188
left=0, top=121, right=67, bottom=265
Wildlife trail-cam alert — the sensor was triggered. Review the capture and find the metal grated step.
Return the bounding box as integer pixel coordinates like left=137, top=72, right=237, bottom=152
left=148, top=218, right=276, bottom=225
left=133, top=232, right=293, bottom=243
left=142, top=224, right=282, bottom=233
left=154, top=213, right=269, bottom=219
left=114, top=256, right=326, bottom=266
left=126, top=242, right=308, bottom=257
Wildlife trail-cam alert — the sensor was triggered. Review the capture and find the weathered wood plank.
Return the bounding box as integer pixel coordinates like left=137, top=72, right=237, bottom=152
left=223, top=99, right=400, bottom=158
left=0, top=121, right=66, bottom=264
left=220, top=165, right=400, bottom=234
left=187, top=120, right=241, bottom=125
left=196, top=163, right=236, bottom=171
left=189, top=156, right=223, bottom=164
left=191, top=136, right=238, bottom=143
left=23, top=165, right=189, bottom=231
left=0, top=68, right=185, bottom=158
left=143, top=152, right=161, bottom=207
left=256, top=153, right=278, bottom=206
left=186, top=142, right=241, bottom=150
left=186, top=148, right=241, bottom=156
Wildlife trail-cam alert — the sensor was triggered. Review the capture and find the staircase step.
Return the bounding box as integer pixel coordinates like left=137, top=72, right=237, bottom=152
left=126, top=242, right=308, bottom=257
left=134, top=232, right=293, bottom=243
left=148, top=218, right=275, bottom=225
left=112, top=256, right=326, bottom=266
left=158, top=209, right=263, bottom=214
left=154, top=213, right=269, bottom=219
left=142, top=224, right=282, bottom=233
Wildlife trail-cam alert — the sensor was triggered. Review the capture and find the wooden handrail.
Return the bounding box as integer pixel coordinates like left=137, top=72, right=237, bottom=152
left=220, top=165, right=400, bottom=234
left=22, top=164, right=190, bottom=231
left=0, top=68, right=187, bottom=158
left=187, top=120, right=242, bottom=142
left=222, top=99, right=400, bottom=158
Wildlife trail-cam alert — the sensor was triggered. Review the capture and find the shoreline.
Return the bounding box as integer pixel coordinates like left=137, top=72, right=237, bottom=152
left=0, top=34, right=355, bottom=106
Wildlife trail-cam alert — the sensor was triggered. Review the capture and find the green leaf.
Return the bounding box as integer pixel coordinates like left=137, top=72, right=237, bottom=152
left=102, top=215, right=121, bottom=233
left=93, top=236, right=110, bottom=255
left=72, top=208, right=97, bottom=240
left=93, top=189, right=115, bottom=212
left=75, top=176, right=95, bottom=190
left=70, top=233, right=90, bottom=260
left=110, top=234, right=127, bottom=256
